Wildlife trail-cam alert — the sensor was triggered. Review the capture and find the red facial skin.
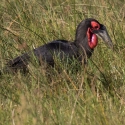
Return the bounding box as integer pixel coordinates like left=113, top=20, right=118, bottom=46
left=87, top=21, right=100, bottom=49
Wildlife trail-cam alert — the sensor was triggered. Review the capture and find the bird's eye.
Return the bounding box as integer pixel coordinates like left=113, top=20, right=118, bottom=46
left=91, top=21, right=100, bottom=30
left=94, top=26, right=99, bottom=29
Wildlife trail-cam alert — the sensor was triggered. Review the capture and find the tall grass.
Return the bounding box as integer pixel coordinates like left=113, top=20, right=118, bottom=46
left=0, top=0, right=125, bottom=125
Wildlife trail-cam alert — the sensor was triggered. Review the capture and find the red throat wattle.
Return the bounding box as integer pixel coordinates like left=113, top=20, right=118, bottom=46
left=87, top=28, right=98, bottom=49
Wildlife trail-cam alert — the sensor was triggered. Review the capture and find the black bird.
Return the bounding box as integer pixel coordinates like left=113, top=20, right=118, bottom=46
left=3, top=18, right=113, bottom=73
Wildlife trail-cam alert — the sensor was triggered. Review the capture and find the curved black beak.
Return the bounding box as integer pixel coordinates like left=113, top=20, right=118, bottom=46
left=93, top=24, right=113, bottom=49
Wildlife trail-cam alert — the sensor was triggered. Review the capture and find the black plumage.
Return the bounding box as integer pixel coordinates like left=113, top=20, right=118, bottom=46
left=3, top=18, right=113, bottom=73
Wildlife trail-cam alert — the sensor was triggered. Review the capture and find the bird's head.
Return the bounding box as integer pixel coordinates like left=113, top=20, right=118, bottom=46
left=75, top=18, right=113, bottom=50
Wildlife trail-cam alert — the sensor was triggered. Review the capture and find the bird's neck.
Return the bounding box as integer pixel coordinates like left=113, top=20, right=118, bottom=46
left=74, top=36, right=94, bottom=58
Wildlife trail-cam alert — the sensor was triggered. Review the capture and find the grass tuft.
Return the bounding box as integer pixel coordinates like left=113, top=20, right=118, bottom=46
left=0, top=0, right=125, bottom=124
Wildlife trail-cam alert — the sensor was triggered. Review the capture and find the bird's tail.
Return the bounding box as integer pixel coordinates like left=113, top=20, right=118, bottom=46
left=0, top=53, right=30, bottom=75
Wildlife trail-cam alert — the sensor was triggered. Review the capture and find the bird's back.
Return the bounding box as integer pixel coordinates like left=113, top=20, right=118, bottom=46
left=2, top=40, right=78, bottom=73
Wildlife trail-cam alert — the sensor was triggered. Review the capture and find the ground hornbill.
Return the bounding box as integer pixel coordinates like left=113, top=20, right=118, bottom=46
left=1, top=18, right=113, bottom=74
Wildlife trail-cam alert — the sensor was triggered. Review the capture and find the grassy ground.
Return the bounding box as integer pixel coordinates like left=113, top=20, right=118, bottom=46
left=0, top=0, right=125, bottom=125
